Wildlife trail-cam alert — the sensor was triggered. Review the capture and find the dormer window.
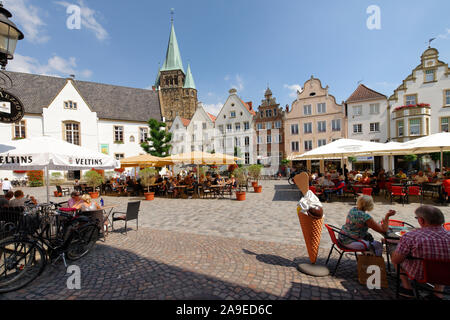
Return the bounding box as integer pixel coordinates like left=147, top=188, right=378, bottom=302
left=64, top=101, right=77, bottom=110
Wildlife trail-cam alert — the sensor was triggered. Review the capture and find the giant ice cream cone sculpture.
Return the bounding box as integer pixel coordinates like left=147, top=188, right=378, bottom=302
left=297, top=207, right=323, bottom=264
left=294, top=172, right=323, bottom=265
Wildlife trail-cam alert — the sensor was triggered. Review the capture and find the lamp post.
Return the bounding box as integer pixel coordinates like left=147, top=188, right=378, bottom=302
left=0, top=2, right=24, bottom=70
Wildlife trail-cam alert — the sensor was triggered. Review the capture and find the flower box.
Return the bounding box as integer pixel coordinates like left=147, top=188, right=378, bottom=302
left=393, top=103, right=430, bottom=112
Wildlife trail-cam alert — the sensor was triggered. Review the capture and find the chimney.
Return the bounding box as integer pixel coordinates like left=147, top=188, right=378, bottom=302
left=285, top=104, right=289, bottom=113
left=246, top=101, right=253, bottom=109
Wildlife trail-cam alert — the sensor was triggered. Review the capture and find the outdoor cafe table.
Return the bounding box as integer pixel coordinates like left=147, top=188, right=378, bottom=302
left=423, top=183, right=445, bottom=203
left=174, top=185, right=187, bottom=198
left=209, top=185, right=226, bottom=198
left=100, top=204, right=119, bottom=236
left=383, top=224, right=416, bottom=273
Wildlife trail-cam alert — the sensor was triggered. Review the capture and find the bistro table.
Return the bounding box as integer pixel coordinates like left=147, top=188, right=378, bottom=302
left=174, top=185, right=187, bottom=198
left=423, top=183, right=445, bottom=203
left=383, top=224, right=416, bottom=273
left=210, top=185, right=226, bottom=199
left=100, top=204, right=119, bottom=238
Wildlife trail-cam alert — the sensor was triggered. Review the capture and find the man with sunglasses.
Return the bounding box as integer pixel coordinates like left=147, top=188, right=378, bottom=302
left=391, top=205, right=450, bottom=300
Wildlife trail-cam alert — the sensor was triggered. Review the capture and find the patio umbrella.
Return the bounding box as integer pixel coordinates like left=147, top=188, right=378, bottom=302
left=291, top=139, right=389, bottom=160
left=120, top=154, right=173, bottom=168
left=163, top=151, right=242, bottom=183
left=162, top=151, right=242, bottom=165
left=0, top=136, right=120, bottom=202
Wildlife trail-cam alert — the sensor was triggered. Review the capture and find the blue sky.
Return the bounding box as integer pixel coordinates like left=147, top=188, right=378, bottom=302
left=5, top=0, right=450, bottom=116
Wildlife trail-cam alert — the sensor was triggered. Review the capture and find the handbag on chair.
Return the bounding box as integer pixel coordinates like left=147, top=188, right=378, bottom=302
left=357, top=253, right=389, bottom=288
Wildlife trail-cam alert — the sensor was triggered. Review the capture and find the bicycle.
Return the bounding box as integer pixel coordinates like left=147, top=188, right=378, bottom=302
left=0, top=204, right=100, bottom=293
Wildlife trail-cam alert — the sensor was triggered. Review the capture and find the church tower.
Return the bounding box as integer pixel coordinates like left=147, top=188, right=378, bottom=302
left=155, top=18, right=198, bottom=128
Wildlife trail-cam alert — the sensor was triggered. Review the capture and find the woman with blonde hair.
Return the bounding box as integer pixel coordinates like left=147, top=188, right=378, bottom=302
left=74, top=194, right=101, bottom=211
left=339, top=195, right=396, bottom=256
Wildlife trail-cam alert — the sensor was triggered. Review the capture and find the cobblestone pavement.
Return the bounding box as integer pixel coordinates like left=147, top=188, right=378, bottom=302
left=1, top=228, right=398, bottom=300
left=1, top=180, right=448, bottom=300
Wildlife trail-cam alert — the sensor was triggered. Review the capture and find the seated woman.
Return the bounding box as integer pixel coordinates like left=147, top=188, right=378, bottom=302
left=338, top=195, right=396, bottom=256
left=74, top=194, right=107, bottom=231
left=361, top=173, right=371, bottom=185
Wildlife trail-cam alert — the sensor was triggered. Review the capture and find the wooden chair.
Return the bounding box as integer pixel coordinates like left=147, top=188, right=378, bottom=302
left=111, top=201, right=140, bottom=235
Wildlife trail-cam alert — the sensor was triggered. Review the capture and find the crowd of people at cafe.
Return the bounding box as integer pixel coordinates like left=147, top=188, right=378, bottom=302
left=304, top=165, right=450, bottom=203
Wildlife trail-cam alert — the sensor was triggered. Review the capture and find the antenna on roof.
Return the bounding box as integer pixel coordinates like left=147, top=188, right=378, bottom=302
left=428, top=38, right=436, bottom=48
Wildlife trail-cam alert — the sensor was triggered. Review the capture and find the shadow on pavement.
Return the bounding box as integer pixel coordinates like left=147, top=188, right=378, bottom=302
left=272, top=184, right=301, bottom=202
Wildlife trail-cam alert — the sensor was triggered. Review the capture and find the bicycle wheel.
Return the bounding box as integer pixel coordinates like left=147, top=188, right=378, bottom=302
left=66, top=224, right=99, bottom=261
left=0, top=238, right=46, bottom=293
left=288, top=177, right=294, bottom=185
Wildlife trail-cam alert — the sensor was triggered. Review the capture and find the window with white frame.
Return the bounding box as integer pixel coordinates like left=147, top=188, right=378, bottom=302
left=369, top=103, right=380, bottom=114
left=257, top=123, right=263, bottom=130
left=245, top=152, right=250, bottom=164
left=409, top=119, right=421, bottom=136
left=265, top=109, right=273, bottom=117
left=446, top=90, right=450, bottom=105
left=304, top=140, right=313, bottom=151
left=273, top=108, right=277, bottom=116
left=226, top=124, right=232, bottom=133
left=332, top=119, right=341, bottom=131
left=235, top=123, right=241, bottom=131
left=114, top=153, right=125, bottom=160
left=353, top=124, right=362, bottom=134
left=257, top=135, right=263, bottom=144
left=266, top=122, right=272, bottom=130
left=406, top=95, right=417, bottom=106
left=318, top=139, right=326, bottom=147
left=235, top=137, right=240, bottom=147
left=260, top=111, right=264, bottom=118
left=244, top=122, right=250, bottom=131
left=353, top=105, right=362, bottom=116
left=303, top=105, right=312, bottom=115
left=245, top=136, right=250, bottom=146
left=139, top=127, right=148, bottom=143
left=275, top=121, right=281, bottom=129
left=291, top=141, right=299, bottom=152
left=202, top=122, right=207, bottom=130
left=304, top=122, right=312, bottom=134
left=218, top=125, right=224, bottom=133
left=230, top=111, right=236, bottom=118
left=64, top=101, right=77, bottom=110
left=317, top=103, right=326, bottom=114
left=425, top=69, right=435, bottom=82
left=317, top=121, right=326, bottom=133
left=291, top=124, right=299, bottom=135
left=370, top=122, right=380, bottom=132
left=267, top=135, right=272, bottom=144
left=13, top=121, right=26, bottom=139
left=398, top=120, right=404, bottom=137
left=114, top=126, right=123, bottom=143
left=441, top=118, right=449, bottom=132
left=66, top=122, right=80, bottom=145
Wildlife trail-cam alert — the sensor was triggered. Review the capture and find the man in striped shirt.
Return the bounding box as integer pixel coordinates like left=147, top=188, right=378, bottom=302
left=392, top=205, right=450, bottom=300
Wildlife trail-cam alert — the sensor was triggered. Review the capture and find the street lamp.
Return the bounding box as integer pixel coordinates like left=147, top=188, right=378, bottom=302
left=0, top=2, right=24, bottom=70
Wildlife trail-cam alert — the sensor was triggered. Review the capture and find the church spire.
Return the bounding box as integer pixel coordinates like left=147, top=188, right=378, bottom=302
left=183, top=63, right=196, bottom=89
left=161, top=19, right=184, bottom=73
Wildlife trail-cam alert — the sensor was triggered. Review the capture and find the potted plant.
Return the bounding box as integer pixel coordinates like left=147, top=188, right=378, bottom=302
left=234, top=167, right=248, bottom=201
left=248, top=164, right=263, bottom=192
left=84, top=170, right=104, bottom=199
left=140, top=167, right=158, bottom=200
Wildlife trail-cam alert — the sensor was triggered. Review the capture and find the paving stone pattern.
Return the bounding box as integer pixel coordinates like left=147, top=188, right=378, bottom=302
left=1, top=180, right=448, bottom=300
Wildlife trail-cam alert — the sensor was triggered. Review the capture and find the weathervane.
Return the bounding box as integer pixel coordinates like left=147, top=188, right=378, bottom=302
left=428, top=38, right=436, bottom=48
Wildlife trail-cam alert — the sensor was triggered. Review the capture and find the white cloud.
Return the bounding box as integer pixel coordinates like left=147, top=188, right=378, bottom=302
left=3, top=0, right=50, bottom=44
left=202, top=103, right=223, bottom=117
left=56, top=0, right=109, bottom=41
left=9, top=53, right=92, bottom=79
left=438, top=28, right=450, bottom=40
left=284, top=84, right=302, bottom=98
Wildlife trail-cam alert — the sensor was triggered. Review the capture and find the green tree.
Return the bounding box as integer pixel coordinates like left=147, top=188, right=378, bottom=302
left=141, top=118, right=172, bottom=157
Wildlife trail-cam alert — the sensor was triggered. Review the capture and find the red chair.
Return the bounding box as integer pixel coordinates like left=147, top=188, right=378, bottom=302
left=324, top=224, right=370, bottom=276
left=396, top=258, right=450, bottom=299
left=362, top=188, right=373, bottom=196
left=444, top=223, right=450, bottom=231
left=384, top=182, right=392, bottom=199
left=391, top=186, right=407, bottom=206
left=443, top=186, right=450, bottom=203
left=407, top=186, right=423, bottom=204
